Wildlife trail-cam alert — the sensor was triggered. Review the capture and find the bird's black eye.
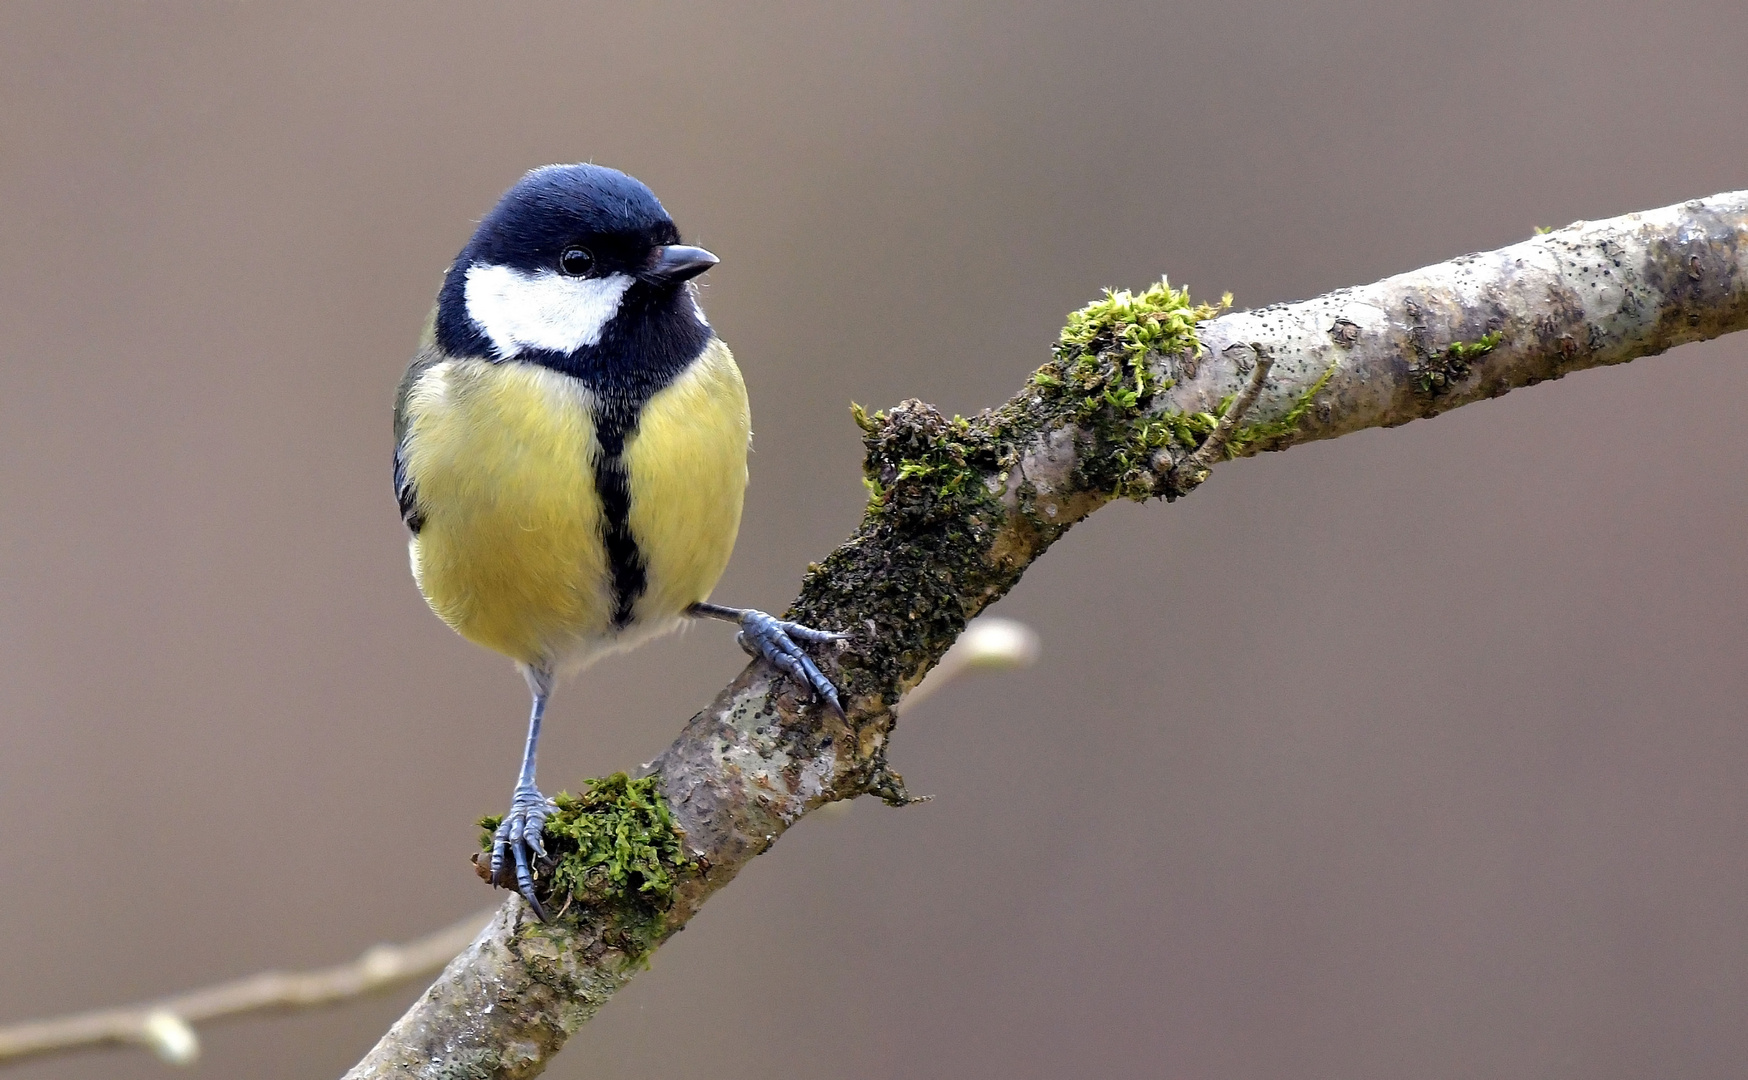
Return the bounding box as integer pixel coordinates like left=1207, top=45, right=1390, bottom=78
left=558, top=246, right=595, bottom=276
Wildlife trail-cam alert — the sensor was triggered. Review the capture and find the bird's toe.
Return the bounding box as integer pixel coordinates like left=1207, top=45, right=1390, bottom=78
left=738, top=610, right=847, bottom=715
left=491, top=786, right=554, bottom=920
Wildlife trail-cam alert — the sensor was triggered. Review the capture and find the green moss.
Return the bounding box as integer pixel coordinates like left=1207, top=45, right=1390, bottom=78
left=854, top=403, right=1000, bottom=523
left=1057, top=278, right=1232, bottom=373
left=790, top=276, right=1231, bottom=736
left=854, top=401, right=989, bottom=512
left=1225, top=361, right=1338, bottom=455
left=849, top=400, right=880, bottom=434
left=1408, top=330, right=1503, bottom=396
left=1033, top=277, right=1231, bottom=500
left=799, top=397, right=1033, bottom=721
left=480, top=773, right=693, bottom=963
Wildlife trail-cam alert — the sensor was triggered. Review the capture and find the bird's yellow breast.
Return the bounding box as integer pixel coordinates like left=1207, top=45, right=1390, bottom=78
left=621, top=340, right=752, bottom=627
left=399, top=340, right=749, bottom=669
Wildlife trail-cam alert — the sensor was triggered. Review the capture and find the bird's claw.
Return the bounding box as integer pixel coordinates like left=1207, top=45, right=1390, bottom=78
left=489, top=784, right=555, bottom=921
left=735, top=610, right=848, bottom=716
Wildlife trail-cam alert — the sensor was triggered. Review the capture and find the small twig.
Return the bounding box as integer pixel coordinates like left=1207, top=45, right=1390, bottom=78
left=893, top=616, right=1041, bottom=716
left=1167, top=348, right=1275, bottom=493
left=0, top=910, right=494, bottom=1067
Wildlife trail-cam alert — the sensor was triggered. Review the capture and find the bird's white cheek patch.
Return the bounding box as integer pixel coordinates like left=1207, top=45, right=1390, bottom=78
left=463, top=264, right=634, bottom=358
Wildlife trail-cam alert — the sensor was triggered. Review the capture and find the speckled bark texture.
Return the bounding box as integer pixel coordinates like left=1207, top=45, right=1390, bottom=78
left=344, top=191, right=1748, bottom=1079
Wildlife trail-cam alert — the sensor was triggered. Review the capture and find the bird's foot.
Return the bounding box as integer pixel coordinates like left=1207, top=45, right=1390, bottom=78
left=489, top=784, right=556, bottom=921
left=734, top=609, right=849, bottom=716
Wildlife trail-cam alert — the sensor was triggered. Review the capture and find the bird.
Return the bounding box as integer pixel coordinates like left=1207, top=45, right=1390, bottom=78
left=393, top=163, right=845, bottom=919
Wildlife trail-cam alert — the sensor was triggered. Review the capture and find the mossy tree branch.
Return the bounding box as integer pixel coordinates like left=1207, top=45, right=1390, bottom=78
left=345, top=190, right=1748, bottom=1079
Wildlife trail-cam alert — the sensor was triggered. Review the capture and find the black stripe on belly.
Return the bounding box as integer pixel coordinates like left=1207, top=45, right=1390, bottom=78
left=512, top=281, right=714, bottom=631
left=592, top=403, right=645, bottom=629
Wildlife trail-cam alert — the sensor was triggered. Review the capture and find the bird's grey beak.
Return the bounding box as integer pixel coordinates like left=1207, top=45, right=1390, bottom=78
left=644, top=245, right=719, bottom=285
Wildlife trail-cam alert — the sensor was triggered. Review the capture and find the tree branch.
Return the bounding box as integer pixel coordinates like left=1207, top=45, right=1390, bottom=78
left=346, top=191, right=1748, bottom=1079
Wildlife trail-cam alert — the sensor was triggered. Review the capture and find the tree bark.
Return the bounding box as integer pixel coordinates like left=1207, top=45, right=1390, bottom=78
left=345, top=190, right=1748, bottom=1079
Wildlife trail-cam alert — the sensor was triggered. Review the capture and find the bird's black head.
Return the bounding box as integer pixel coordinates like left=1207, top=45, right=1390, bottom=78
left=434, top=164, right=717, bottom=396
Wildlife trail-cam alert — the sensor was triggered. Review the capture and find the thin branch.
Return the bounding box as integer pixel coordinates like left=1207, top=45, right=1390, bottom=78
left=893, top=615, right=1041, bottom=716
left=0, top=911, right=493, bottom=1066
left=328, top=190, right=1743, bottom=1078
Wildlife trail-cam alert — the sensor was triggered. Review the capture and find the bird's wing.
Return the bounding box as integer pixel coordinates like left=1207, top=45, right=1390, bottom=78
left=393, top=327, right=446, bottom=536
left=393, top=438, right=424, bottom=534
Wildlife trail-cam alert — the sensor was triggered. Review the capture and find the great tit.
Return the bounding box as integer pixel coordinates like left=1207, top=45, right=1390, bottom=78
left=394, top=163, right=844, bottom=919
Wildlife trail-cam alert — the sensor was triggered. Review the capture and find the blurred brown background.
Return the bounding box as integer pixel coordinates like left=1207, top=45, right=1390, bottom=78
left=2, top=2, right=1745, bottom=1077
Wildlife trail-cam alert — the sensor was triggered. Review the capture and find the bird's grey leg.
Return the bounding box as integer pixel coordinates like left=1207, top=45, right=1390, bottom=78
left=490, top=664, right=555, bottom=921
left=688, top=602, right=848, bottom=716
